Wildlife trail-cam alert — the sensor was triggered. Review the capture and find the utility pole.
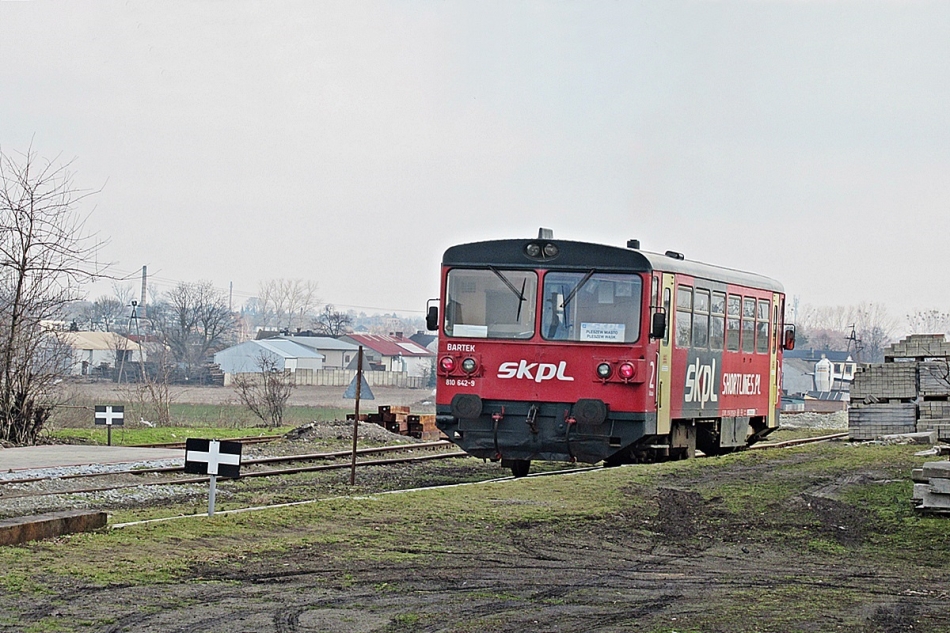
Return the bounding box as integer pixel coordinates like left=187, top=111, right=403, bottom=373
left=140, top=266, right=148, bottom=320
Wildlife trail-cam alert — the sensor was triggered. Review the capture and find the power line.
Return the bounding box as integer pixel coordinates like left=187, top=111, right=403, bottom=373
left=87, top=267, right=427, bottom=315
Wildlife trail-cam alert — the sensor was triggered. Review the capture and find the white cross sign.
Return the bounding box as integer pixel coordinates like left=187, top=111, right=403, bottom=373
left=184, top=438, right=243, bottom=478
left=94, top=405, right=124, bottom=426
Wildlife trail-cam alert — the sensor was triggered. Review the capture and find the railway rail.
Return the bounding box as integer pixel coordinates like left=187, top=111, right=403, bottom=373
left=0, top=440, right=455, bottom=486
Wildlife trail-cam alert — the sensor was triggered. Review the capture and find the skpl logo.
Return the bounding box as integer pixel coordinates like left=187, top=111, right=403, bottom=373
left=497, top=360, right=574, bottom=383
left=684, top=358, right=718, bottom=409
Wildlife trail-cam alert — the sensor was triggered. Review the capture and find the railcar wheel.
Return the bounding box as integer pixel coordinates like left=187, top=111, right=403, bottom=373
left=510, top=459, right=531, bottom=478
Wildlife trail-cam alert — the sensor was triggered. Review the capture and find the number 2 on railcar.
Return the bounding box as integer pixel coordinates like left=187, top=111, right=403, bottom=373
left=426, top=229, right=795, bottom=477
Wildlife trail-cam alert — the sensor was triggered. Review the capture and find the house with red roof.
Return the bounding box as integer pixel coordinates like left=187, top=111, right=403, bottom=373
left=341, top=332, right=435, bottom=378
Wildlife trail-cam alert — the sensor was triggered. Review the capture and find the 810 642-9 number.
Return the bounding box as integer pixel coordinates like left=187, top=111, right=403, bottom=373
left=445, top=378, right=476, bottom=387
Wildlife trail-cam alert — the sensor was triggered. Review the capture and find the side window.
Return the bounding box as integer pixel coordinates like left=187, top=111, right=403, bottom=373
left=756, top=299, right=770, bottom=354
left=742, top=297, right=756, bottom=353
left=772, top=302, right=779, bottom=353
left=675, top=286, right=693, bottom=348
left=710, top=291, right=725, bottom=351
left=693, top=289, right=709, bottom=349
left=726, top=294, right=741, bottom=352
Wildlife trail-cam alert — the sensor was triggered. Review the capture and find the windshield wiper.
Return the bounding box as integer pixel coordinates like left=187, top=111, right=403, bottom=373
left=488, top=266, right=528, bottom=320
left=560, top=270, right=595, bottom=310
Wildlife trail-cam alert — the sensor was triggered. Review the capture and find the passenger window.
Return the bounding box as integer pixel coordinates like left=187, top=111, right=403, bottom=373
left=756, top=299, right=770, bottom=354
left=710, top=291, right=725, bottom=351
left=741, top=297, right=756, bottom=353
left=726, top=294, right=741, bottom=352
left=675, top=286, right=692, bottom=348
left=693, top=289, right=709, bottom=348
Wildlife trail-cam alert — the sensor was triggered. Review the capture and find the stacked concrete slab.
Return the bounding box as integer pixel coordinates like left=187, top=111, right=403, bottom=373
left=912, top=461, right=950, bottom=514
left=849, top=335, right=950, bottom=441
left=849, top=363, right=916, bottom=401
left=885, top=335, right=950, bottom=360
left=849, top=402, right=917, bottom=440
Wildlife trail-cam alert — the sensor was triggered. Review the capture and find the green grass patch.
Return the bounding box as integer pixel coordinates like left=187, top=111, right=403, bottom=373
left=3, top=440, right=950, bottom=633
left=50, top=425, right=293, bottom=446
left=48, top=399, right=352, bottom=440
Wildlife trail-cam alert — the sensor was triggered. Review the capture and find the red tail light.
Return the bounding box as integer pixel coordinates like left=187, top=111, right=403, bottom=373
left=618, top=362, right=636, bottom=380
left=440, top=356, right=456, bottom=373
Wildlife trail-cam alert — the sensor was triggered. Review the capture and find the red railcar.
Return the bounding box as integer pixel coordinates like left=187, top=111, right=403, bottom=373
left=427, top=230, right=794, bottom=477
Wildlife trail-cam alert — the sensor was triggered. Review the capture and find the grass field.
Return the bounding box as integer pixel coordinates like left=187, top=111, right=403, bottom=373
left=2, top=441, right=949, bottom=632
left=47, top=403, right=351, bottom=446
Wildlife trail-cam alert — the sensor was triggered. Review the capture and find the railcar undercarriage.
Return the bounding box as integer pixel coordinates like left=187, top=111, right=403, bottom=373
left=437, top=400, right=776, bottom=476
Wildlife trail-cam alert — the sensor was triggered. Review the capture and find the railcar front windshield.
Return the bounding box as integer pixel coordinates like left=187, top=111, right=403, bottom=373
left=444, top=268, right=538, bottom=339
left=541, top=272, right=643, bottom=343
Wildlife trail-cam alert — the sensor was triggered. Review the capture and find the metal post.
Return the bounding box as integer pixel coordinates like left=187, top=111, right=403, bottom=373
left=349, top=346, right=363, bottom=485
left=208, top=475, right=217, bottom=516
left=107, top=424, right=112, bottom=447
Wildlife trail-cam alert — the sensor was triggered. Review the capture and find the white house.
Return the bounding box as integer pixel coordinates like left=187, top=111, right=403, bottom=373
left=280, top=335, right=360, bottom=370
left=341, top=333, right=435, bottom=378
left=60, top=331, right=145, bottom=376
left=214, top=339, right=325, bottom=375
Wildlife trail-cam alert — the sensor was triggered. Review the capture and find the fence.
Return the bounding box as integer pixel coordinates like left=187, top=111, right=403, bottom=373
left=224, top=368, right=428, bottom=389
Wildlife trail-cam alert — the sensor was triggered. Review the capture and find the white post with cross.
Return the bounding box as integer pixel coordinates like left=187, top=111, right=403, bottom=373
left=185, top=439, right=242, bottom=516
left=97, top=408, right=124, bottom=426
left=94, top=405, right=125, bottom=446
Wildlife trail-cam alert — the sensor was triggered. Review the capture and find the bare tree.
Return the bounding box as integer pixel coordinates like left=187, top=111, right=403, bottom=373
left=256, top=279, right=320, bottom=331
left=907, top=309, right=950, bottom=335
left=795, top=302, right=897, bottom=361
left=316, top=304, right=353, bottom=336
left=134, top=339, right=174, bottom=426
left=149, top=281, right=237, bottom=381
left=0, top=147, right=102, bottom=444
left=851, top=303, right=898, bottom=362
left=232, top=352, right=295, bottom=427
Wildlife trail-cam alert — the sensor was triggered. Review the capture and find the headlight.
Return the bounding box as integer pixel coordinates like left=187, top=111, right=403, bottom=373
left=618, top=362, right=636, bottom=380
left=440, top=356, right=456, bottom=373
left=596, top=363, right=612, bottom=379
left=461, top=357, right=477, bottom=373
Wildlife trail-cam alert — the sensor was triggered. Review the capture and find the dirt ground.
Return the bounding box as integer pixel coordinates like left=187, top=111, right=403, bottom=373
left=3, top=440, right=950, bottom=632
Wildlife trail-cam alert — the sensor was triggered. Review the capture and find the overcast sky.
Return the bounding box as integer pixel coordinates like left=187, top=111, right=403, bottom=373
left=2, top=1, right=948, bottom=319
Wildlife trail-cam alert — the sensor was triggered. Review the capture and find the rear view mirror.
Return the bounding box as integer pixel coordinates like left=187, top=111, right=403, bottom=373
left=650, top=311, right=667, bottom=340
left=783, top=326, right=796, bottom=351
left=426, top=301, right=439, bottom=331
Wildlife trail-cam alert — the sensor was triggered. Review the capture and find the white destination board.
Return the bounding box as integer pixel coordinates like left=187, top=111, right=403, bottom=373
left=580, top=322, right=625, bottom=342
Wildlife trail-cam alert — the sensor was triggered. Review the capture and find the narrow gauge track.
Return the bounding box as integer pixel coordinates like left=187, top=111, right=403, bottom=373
left=0, top=434, right=847, bottom=501
left=0, top=441, right=455, bottom=486
left=0, top=448, right=469, bottom=500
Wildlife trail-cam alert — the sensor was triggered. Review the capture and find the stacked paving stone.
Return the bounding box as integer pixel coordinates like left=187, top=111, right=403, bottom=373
left=849, top=335, right=950, bottom=441
left=885, top=334, right=950, bottom=360
left=912, top=461, right=950, bottom=514
left=849, top=363, right=918, bottom=440
left=909, top=343, right=950, bottom=441
left=849, top=363, right=917, bottom=401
